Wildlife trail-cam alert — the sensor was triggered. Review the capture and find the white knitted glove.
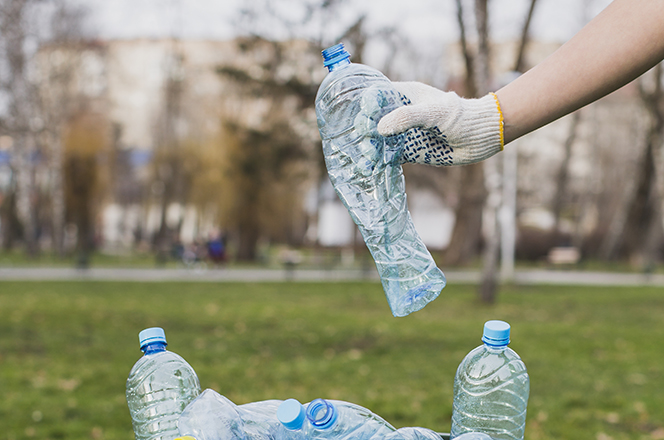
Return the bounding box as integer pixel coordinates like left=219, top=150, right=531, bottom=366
left=377, top=81, right=504, bottom=166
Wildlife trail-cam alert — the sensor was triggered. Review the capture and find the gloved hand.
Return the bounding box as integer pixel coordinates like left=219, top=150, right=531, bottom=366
left=377, top=81, right=504, bottom=166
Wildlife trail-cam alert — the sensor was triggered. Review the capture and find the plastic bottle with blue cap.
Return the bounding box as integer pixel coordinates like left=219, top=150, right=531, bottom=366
left=126, top=327, right=201, bottom=440
left=238, top=398, right=309, bottom=440
left=303, top=398, right=395, bottom=440
left=316, top=43, right=446, bottom=317
left=451, top=321, right=529, bottom=440
left=274, top=398, right=307, bottom=440
left=178, top=393, right=307, bottom=440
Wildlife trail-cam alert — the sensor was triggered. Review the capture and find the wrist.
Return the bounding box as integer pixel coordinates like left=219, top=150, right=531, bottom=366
left=489, top=92, right=505, bottom=150
left=495, top=87, right=524, bottom=145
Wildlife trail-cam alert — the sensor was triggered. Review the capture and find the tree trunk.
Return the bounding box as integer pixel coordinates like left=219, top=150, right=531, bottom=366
left=237, top=203, right=261, bottom=261
left=51, top=129, right=66, bottom=257
left=443, top=163, right=486, bottom=266
left=444, top=0, right=486, bottom=268
left=1, top=187, right=22, bottom=250
left=621, top=64, right=664, bottom=265
left=479, top=0, right=539, bottom=302
left=65, top=155, right=96, bottom=268
left=475, top=0, right=501, bottom=303
left=552, top=111, right=581, bottom=232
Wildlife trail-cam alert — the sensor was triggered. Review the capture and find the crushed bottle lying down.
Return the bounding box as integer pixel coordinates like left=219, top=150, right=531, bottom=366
left=174, top=389, right=494, bottom=440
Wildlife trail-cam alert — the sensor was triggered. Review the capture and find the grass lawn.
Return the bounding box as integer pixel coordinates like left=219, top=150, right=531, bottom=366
left=0, top=281, right=663, bottom=440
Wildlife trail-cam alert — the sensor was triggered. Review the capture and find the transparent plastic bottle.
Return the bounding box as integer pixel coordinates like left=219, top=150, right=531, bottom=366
left=315, top=43, right=446, bottom=317
left=451, top=321, right=529, bottom=440
left=453, top=433, right=493, bottom=440
left=126, top=327, right=201, bottom=440
left=240, top=399, right=310, bottom=440
left=177, top=389, right=246, bottom=440
left=384, top=427, right=446, bottom=440
left=304, top=398, right=395, bottom=440
left=238, top=400, right=284, bottom=440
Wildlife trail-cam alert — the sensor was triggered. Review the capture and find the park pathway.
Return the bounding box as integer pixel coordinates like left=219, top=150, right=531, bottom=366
left=2, top=266, right=664, bottom=286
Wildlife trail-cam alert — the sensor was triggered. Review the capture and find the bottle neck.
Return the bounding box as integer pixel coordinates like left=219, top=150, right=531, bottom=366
left=484, top=343, right=508, bottom=352
left=306, top=399, right=338, bottom=430
left=142, top=341, right=167, bottom=355
left=326, top=58, right=351, bottom=72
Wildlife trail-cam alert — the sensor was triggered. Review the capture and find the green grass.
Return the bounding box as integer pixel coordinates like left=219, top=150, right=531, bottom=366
left=1, top=281, right=663, bottom=440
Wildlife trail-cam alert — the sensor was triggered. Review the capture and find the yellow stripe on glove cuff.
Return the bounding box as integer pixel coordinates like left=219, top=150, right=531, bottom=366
left=489, top=92, right=505, bottom=151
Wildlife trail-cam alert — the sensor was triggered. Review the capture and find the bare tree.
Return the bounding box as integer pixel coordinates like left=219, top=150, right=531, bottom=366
left=480, top=0, right=539, bottom=302
left=0, top=0, right=39, bottom=255
left=614, top=64, right=664, bottom=267
left=449, top=0, right=538, bottom=302
left=483, top=0, right=539, bottom=302
left=151, top=46, right=191, bottom=263
left=37, top=3, right=91, bottom=257
left=442, top=0, right=486, bottom=268
left=0, top=0, right=90, bottom=256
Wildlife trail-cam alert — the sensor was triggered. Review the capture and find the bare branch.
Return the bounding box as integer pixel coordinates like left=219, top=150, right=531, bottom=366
left=513, top=0, right=538, bottom=73
left=455, top=0, right=476, bottom=97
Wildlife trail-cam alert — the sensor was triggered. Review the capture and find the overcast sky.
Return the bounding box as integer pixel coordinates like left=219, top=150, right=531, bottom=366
left=79, top=0, right=613, bottom=44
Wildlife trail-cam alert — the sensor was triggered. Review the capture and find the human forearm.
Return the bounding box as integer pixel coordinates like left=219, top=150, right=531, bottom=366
left=496, top=0, right=664, bottom=144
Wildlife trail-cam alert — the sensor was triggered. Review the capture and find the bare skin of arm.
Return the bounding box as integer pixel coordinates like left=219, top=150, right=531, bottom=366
left=496, top=0, right=664, bottom=145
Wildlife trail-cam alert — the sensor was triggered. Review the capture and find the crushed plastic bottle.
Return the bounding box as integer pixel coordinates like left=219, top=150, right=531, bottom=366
left=315, top=43, right=446, bottom=317
left=126, top=327, right=201, bottom=440
left=451, top=321, right=529, bottom=440
left=238, top=400, right=283, bottom=440
left=177, top=389, right=247, bottom=440
left=304, top=398, right=395, bottom=440
left=276, top=398, right=307, bottom=440
left=384, top=427, right=446, bottom=440
left=240, top=399, right=309, bottom=440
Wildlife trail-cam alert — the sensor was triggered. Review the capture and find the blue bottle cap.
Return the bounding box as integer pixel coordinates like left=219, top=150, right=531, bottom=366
left=306, top=399, right=338, bottom=429
left=277, top=399, right=306, bottom=430
left=139, top=327, right=167, bottom=349
left=321, top=43, right=351, bottom=69
left=481, top=320, right=510, bottom=347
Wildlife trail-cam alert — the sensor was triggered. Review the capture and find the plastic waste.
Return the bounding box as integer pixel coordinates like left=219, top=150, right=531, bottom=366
left=237, top=400, right=283, bottom=440
left=315, top=42, right=446, bottom=317
left=177, top=389, right=247, bottom=440
left=384, top=427, right=447, bottom=440
left=453, top=433, right=493, bottom=440
left=304, top=398, right=395, bottom=440
left=451, top=321, right=529, bottom=440
left=276, top=398, right=307, bottom=440
left=240, top=399, right=309, bottom=440
left=126, top=327, right=201, bottom=440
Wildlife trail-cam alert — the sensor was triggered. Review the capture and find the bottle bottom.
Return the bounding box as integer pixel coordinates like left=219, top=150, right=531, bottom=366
left=384, top=272, right=446, bottom=317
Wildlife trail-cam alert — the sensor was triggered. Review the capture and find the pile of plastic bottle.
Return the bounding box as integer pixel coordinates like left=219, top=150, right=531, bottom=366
left=126, top=321, right=529, bottom=440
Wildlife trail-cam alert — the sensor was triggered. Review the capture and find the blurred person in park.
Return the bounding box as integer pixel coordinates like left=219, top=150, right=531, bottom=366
left=207, top=232, right=227, bottom=265
left=377, top=0, right=664, bottom=166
